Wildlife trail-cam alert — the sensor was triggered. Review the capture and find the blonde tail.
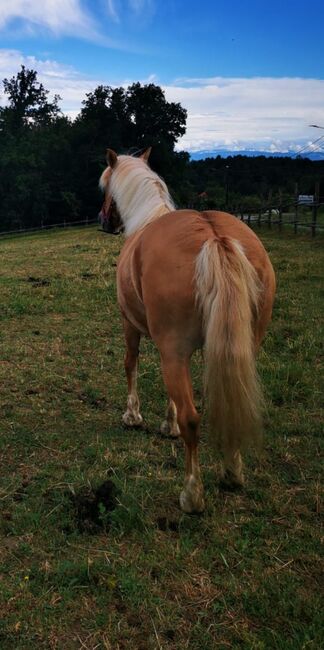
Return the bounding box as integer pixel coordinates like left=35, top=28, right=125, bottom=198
left=195, top=236, right=263, bottom=454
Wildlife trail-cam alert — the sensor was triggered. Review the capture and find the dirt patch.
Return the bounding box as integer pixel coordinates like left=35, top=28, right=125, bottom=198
left=156, top=516, right=179, bottom=532
left=80, top=272, right=97, bottom=280
left=71, top=480, right=119, bottom=533
left=27, top=276, right=51, bottom=287
left=78, top=391, right=107, bottom=409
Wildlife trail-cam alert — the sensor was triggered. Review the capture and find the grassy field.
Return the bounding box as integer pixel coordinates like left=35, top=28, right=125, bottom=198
left=0, top=225, right=323, bottom=650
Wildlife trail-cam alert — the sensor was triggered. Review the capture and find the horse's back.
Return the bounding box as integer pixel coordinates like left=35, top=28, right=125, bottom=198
left=139, top=209, right=275, bottom=306
left=142, top=208, right=272, bottom=271
left=117, top=209, right=275, bottom=350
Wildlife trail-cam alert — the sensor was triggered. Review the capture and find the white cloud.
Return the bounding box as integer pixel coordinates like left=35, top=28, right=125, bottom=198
left=106, top=0, right=154, bottom=23
left=1, top=50, right=324, bottom=154
left=106, top=0, right=120, bottom=23
left=164, top=77, right=324, bottom=152
left=0, top=49, right=99, bottom=116
left=0, top=0, right=100, bottom=40
left=0, top=1, right=152, bottom=50
left=128, top=0, right=153, bottom=13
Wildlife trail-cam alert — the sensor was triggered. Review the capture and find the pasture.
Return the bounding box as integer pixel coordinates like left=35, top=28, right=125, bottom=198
left=0, top=225, right=323, bottom=649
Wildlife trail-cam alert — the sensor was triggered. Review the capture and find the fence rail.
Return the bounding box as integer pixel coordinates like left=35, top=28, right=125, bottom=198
left=233, top=199, right=324, bottom=236
left=1, top=201, right=324, bottom=239
left=0, top=218, right=98, bottom=240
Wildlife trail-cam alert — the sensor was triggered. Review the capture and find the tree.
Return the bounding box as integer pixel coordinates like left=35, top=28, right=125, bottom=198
left=1, top=65, right=61, bottom=130
left=78, top=82, right=187, bottom=154
left=0, top=67, right=65, bottom=230
left=126, top=82, right=187, bottom=150
left=73, top=82, right=188, bottom=215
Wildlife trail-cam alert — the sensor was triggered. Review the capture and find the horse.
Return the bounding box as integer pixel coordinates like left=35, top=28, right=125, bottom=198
left=99, top=148, right=276, bottom=513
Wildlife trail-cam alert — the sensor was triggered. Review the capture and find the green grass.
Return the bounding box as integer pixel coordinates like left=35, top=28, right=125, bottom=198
left=0, top=226, right=323, bottom=649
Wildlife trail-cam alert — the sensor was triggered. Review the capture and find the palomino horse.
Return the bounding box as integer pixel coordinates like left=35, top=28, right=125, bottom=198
left=99, top=148, right=275, bottom=513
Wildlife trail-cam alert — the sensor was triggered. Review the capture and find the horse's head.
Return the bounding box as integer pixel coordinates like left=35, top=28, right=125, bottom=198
left=98, top=196, right=123, bottom=235
left=98, top=147, right=152, bottom=235
left=98, top=151, right=123, bottom=234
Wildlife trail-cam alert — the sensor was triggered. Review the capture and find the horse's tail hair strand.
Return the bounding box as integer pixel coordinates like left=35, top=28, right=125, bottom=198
left=195, top=236, right=263, bottom=454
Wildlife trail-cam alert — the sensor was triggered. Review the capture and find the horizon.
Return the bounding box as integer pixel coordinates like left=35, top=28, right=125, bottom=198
left=0, top=1, right=324, bottom=158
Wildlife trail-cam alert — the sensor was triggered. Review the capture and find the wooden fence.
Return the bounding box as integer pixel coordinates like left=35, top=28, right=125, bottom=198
left=1, top=201, right=323, bottom=239
left=0, top=217, right=98, bottom=240
left=234, top=198, right=324, bottom=237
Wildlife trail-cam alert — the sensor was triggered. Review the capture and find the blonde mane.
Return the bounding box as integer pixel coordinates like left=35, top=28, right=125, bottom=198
left=109, top=155, right=175, bottom=236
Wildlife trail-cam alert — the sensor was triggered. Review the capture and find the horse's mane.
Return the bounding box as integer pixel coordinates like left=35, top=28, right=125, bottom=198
left=110, top=155, right=175, bottom=236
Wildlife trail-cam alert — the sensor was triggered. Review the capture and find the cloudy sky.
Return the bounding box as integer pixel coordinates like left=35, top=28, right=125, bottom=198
left=0, top=0, right=324, bottom=154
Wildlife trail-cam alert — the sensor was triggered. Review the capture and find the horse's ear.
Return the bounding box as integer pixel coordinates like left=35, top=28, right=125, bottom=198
left=106, top=149, right=118, bottom=169
left=141, top=147, right=152, bottom=162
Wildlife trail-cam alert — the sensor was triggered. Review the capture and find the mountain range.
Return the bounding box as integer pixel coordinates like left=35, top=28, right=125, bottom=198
left=189, top=149, right=324, bottom=161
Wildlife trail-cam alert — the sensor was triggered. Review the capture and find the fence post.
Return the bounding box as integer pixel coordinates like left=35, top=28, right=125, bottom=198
left=267, top=190, right=272, bottom=228
left=278, top=190, right=283, bottom=232
left=294, top=183, right=299, bottom=234
left=312, top=182, right=319, bottom=237
left=258, top=205, right=262, bottom=227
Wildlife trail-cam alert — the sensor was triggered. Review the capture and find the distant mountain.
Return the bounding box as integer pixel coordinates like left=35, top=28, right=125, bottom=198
left=189, top=149, right=324, bottom=161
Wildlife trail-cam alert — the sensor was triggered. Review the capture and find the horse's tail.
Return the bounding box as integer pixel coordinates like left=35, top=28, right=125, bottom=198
left=195, top=236, right=263, bottom=454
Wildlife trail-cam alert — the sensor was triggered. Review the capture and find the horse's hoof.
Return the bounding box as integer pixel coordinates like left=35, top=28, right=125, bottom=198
left=160, top=419, right=180, bottom=438
left=122, top=411, right=143, bottom=428
left=179, top=476, right=205, bottom=514
left=219, top=469, right=244, bottom=491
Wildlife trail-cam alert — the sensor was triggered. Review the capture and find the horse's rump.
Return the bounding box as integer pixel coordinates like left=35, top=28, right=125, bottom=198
left=117, top=209, right=274, bottom=349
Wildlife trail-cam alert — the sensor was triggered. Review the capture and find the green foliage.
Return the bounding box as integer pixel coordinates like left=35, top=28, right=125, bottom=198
left=0, top=66, right=71, bottom=230
left=0, top=67, right=188, bottom=232
left=1, top=66, right=323, bottom=235
left=2, top=65, right=61, bottom=129
left=187, top=154, right=324, bottom=211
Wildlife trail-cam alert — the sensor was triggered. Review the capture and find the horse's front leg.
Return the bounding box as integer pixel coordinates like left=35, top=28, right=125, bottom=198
left=122, top=319, right=143, bottom=427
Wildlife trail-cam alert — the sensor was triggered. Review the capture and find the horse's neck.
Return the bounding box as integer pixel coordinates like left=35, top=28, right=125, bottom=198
left=124, top=183, right=173, bottom=236
left=150, top=202, right=173, bottom=220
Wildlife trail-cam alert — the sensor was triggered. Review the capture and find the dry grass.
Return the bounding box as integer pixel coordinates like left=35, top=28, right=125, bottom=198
left=0, top=225, right=323, bottom=649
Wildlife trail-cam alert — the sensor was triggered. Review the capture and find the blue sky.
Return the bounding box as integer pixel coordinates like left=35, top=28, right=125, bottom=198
left=0, top=0, right=324, bottom=154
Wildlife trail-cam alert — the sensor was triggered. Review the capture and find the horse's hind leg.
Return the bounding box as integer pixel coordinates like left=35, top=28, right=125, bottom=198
left=160, top=399, right=180, bottom=438
left=160, top=354, right=205, bottom=513
left=221, top=448, right=244, bottom=489
left=122, top=319, right=143, bottom=427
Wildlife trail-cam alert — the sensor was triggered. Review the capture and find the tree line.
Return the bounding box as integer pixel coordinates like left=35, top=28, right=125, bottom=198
left=0, top=66, right=323, bottom=232
left=188, top=155, right=324, bottom=212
